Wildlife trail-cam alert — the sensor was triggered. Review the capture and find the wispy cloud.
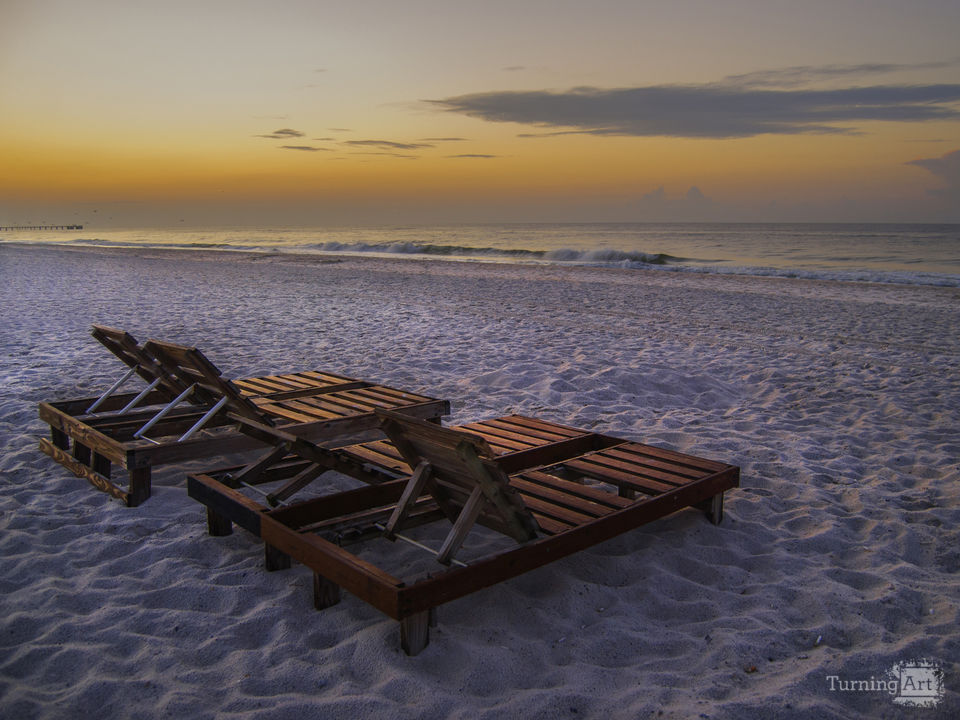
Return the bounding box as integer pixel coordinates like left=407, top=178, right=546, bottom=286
left=721, top=60, right=960, bottom=88
left=348, top=151, right=419, bottom=160
left=420, top=137, right=468, bottom=142
left=257, top=128, right=305, bottom=139
left=447, top=154, right=497, bottom=159
left=343, top=140, right=433, bottom=150
left=429, top=83, right=960, bottom=139
left=280, top=145, right=330, bottom=152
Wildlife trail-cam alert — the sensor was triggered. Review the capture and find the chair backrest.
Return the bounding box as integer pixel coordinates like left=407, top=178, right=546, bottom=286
left=90, top=324, right=192, bottom=399
left=376, top=409, right=538, bottom=543
left=142, top=339, right=270, bottom=424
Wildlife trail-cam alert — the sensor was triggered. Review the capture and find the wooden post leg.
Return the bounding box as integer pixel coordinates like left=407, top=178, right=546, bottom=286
left=127, top=467, right=151, bottom=507
left=698, top=493, right=724, bottom=525
left=206, top=507, right=233, bottom=536
left=313, top=573, right=341, bottom=610
left=92, top=453, right=111, bottom=478
left=400, top=610, right=431, bottom=656
left=264, top=543, right=291, bottom=571
left=51, top=427, right=70, bottom=450
left=72, top=442, right=92, bottom=466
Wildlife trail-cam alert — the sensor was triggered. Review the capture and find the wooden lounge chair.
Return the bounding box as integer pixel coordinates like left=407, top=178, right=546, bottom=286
left=38, top=327, right=449, bottom=506
left=188, top=410, right=739, bottom=655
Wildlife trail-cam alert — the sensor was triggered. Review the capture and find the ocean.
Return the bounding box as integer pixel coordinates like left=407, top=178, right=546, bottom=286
left=3, top=222, right=959, bottom=287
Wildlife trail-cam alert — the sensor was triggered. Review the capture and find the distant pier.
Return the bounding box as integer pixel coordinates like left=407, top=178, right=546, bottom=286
left=0, top=224, right=84, bottom=231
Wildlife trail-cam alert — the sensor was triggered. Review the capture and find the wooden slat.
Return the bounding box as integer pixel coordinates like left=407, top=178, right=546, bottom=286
left=575, top=451, right=695, bottom=486
left=259, top=374, right=318, bottom=390
left=236, top=377, right=296, bottom=394
left=563, top=458, right=675, bottom=495
left=531, top=513, right=572, bottom=535
left=298, top=370, right=360, bottom=385
left=471, top=417, right=581, bottom=444
left=256, top=403, right=319, bottom=424
left=520, top=494, right=596, bottom=527
left=272, top=399, right=340, bottom=420
left=233, top=378, right=273, bottom=394
left=596, top=446, right=707, bottom=482
left=339, top=443, right=409, bottom=473
left=359, top=384, right=433, bottom=403
left=288, top=393, right=375, bottom=417
left=343, top=387, right=410, bottom=408
left=517, top=470, right=633, bottom=509
left=324, top=391, right=391, bottom=413
left=495, top=415, right=586, bottom=439
left=510, top=475, right=622, bottom=518
left=609, top=442, right=732, bottom=474
left=496, top=434, right=619, bottom=476
left=458, top=423, right=538, bottom=452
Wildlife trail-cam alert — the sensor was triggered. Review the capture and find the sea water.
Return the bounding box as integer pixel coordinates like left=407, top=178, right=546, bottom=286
left=3, top=222, right=959, bottom=287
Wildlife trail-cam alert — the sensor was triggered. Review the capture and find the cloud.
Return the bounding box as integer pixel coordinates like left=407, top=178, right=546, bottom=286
left=420, top=137, right=468, bottom=142
left=722, top=60, right=960, bottom=88
left=348, top=151, right=419, bottom=159
left=280, top=145, right=330, bottom=152
left=343, top=140, right=433, bottom=150
left=503, top=66, right=526, bottom=72
left=447, top=154, right=497, bottom=159
left=257, top=128, right=305, bottom=139
left=637, top=186, right=717, bottom=221
left=907, top=149, right=960, bottom=198
left=429, top=83, right=960, bottom=139
left=641, top=186, right=666, bottom=202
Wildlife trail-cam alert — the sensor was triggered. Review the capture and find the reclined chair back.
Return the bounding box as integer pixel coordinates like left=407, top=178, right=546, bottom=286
left=88, top=325, right=194, bottom=411
left=376, top=409, right=538, bottom=564
left=142, top=340, right=270, bottom=425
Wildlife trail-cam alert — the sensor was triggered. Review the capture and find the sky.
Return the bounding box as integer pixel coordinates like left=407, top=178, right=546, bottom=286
left=2, top=0, right=960, bottom=227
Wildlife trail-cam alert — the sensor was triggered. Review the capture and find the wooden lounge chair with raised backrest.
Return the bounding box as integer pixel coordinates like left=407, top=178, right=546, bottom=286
left=38, top=326, right=449, bottom=506
left=188, top=409, right=739, bottom=655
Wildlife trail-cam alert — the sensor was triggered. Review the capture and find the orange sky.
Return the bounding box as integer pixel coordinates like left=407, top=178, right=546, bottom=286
left=2, top=0, right=959, bottom=225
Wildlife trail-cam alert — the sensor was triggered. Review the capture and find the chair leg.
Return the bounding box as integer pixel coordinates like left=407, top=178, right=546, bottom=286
left=51, top=427, right=70, bottom=451
left=699, top=493, right=724, bottom=525
left=206, top=507, right=233, bottom=536
left=264, top=543, right=291, bottom=571
left=72, top=442, right=92, bottom=466
left=400, top=610, right=431, bottom=656
left=127, top=467, right=151, bottom=507
left=92, top=453, right=111, bottom=478
left=313, top=573, right=341, bottom=610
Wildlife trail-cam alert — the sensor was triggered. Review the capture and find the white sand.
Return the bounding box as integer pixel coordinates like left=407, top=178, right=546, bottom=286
left=1, top=242, right=957, bottom=719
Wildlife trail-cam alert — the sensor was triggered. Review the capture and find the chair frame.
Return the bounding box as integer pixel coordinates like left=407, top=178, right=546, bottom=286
left=38, top=327, right=449, bottom=506
left=188, top=412, right=739, bottom=654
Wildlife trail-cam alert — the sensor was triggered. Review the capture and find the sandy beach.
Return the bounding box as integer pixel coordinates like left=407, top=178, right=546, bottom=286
left=1, top=242, right=957, bottom=719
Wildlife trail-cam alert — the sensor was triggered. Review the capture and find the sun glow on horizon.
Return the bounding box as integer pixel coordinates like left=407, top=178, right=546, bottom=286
left=3, top=0, right=959, bottom=225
